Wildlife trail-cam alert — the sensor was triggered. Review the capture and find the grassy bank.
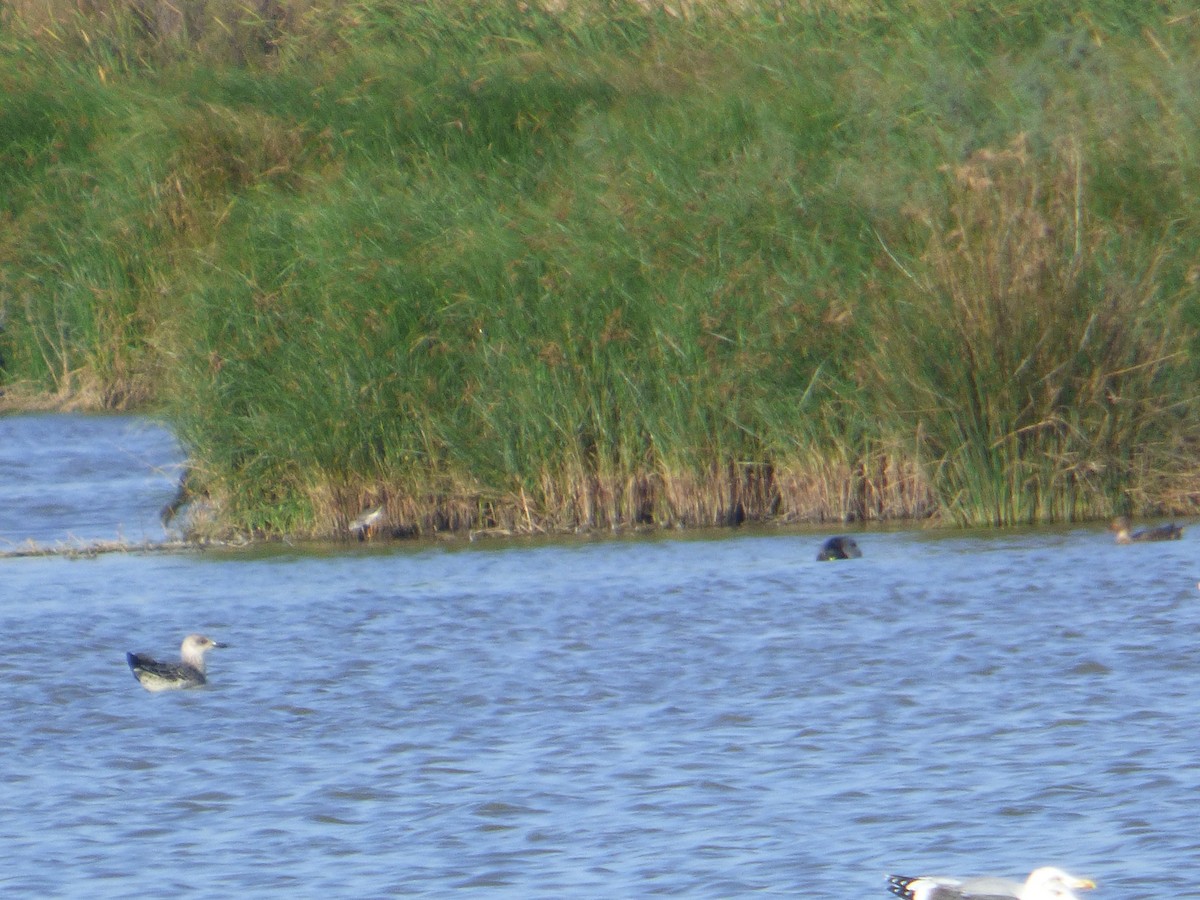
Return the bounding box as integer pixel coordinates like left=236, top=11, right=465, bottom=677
left=2, top=1, right=1198, bottom=536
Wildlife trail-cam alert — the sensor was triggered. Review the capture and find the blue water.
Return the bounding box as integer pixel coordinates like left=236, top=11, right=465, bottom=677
left=0, top=412, right=182, bottom=546
left=1, top=414, right=1197, bottom=897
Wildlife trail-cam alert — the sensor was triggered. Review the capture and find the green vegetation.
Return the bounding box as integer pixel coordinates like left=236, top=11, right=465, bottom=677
left=2, top=1, right=1198, bottom=536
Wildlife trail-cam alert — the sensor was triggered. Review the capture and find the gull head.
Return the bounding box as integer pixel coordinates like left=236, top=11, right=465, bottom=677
left=1023, top=868, right=1095, bottom=900
left=180, top=634, right=227, bottom=671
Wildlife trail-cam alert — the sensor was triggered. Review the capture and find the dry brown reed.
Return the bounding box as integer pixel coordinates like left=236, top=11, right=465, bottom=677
left=278, top=452, right=936, bottom=540
left=871, top=134, right=1200, bottom=525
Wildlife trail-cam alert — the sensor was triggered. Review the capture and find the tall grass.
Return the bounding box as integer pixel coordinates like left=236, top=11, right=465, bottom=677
left=2, top=1, right=1198, bottom=533
left=868, top=137, right=1196, bottom=524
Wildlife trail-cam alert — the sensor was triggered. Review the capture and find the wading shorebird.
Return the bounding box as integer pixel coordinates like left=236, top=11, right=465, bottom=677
left=126, top=634, right=227, bottom=692
left=349, top=504, right=386, bottom=541
left=1110, top=515, right=1183, bottom=544
left=887, top=866, right=1095, bottom=900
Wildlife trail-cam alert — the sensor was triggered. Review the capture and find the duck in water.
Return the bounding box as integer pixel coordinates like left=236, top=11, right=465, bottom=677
left=817, top=535, right=862, bottom=561
left=127, top=634, right=226, bottom=692
left=1110, top=515, right=1183, bottom=544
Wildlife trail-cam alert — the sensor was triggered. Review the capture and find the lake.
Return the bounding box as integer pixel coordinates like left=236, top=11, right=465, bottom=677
left=0, top=413, right=1196, bottom=897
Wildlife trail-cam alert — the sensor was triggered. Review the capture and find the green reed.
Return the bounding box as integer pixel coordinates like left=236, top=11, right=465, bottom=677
left=2, top=1, right=1197, bottom=532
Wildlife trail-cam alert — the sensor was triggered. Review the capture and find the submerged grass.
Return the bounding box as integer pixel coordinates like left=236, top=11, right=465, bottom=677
left=3, top=1, right=1199, bottom=534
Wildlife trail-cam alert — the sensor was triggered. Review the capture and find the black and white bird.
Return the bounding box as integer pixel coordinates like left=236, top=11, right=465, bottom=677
left=886, top=866, right=1095, bottom=900
left=126, top=634, right=227, bottom=692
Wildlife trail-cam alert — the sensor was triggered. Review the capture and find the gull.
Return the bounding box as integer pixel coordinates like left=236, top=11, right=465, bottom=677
left=127, top=634, right=227, bottom=692
left=887, top=866, right=1095, bottom=900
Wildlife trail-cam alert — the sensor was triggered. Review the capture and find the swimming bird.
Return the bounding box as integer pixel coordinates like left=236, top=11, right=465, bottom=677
left=1110, top=515, right=1183, bottom=544
left=887, top=866, right=1095, bottom=900
left=126, top=634, right=226, bottom=692
left=817, top=535, right=862, bottom=561
left=349, top=504, right=386, bottom=541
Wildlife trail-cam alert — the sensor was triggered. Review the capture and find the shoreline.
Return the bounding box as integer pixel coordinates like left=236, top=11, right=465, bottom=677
left=0, top=537, right=220, bottom=560
left=6, top=395, right=1198, bottom=541
left=4, top=396, right=1197, bottom=541
left=2, top=514, right=1172, bottom=562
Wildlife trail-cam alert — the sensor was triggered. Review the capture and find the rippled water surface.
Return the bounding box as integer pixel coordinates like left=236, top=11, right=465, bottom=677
left=2, top=414, right=1198, bottom=897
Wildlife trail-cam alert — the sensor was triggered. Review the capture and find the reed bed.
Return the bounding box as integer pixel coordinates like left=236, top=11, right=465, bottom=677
left=2, top=0, right=1198, bottom=535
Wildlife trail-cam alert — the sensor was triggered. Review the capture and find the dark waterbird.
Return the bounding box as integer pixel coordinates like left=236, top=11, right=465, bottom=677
left=816, top=535, right=862, bottom=561
left=126, top=634, right=227, bottom=692
left=1110, top=515, right=1183, bottom=544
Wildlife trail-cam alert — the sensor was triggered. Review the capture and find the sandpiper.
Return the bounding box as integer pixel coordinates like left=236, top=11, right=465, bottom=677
left=349, top=504, right=386, bottom=540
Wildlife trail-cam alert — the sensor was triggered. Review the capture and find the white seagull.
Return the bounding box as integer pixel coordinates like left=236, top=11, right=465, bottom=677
left=887, top=866, right=1095, bottom=900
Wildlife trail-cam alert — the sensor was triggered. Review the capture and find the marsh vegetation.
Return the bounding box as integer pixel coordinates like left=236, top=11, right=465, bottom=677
left=2, top=1, right=1198, bottom=536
